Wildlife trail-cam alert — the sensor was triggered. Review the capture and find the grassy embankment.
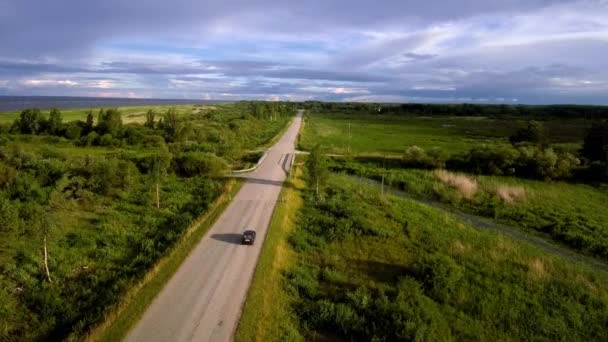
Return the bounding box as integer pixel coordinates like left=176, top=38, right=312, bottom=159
left=235, top=164, right=304, bottom=342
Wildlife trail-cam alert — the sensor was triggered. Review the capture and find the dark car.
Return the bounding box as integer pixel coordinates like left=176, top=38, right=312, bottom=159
left=242, top=230, right=256, bottom=245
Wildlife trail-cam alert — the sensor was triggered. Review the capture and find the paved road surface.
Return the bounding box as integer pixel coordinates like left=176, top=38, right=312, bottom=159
left=127, top=111, right=303, bottom=342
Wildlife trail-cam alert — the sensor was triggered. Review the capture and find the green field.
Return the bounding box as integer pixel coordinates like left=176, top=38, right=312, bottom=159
left=299, top=112, right=590, bottom=155
left=239, top=166, right=608, bottom=340
left=236, top=108, right=608, bottom=339
left=329, top=159, right=608, bottom=261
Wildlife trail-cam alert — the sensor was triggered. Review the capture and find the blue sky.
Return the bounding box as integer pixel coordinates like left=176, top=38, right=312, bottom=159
left=1, top=0, right=607, bottom=104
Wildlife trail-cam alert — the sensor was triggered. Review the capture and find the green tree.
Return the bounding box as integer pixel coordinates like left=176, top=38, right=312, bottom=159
left=145, top=109, right=156, bottom=128
left=307, top=144, right=329, bottom=196
left=85, top=110, right=95, bottom=133
left=581, top=120, right=608, bottom=162
left=47, top=108, right=63, bottom=135
left=97, top=108, right=123, bottom=136
left=162, top=108, right=181, bottom=141
left=15, top=109, right=45, bottom=134
left=509, top=121, right=545, bottom=145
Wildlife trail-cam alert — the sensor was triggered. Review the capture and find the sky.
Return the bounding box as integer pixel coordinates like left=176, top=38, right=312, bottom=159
left=0, top=0, right=607, bottom=104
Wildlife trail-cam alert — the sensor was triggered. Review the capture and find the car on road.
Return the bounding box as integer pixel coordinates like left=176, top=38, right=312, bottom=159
left=242, top=230, right=256, bottom=245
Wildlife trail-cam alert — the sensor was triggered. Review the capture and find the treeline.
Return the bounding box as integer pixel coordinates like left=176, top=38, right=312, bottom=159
left=302, top=101, right=608, bottom=119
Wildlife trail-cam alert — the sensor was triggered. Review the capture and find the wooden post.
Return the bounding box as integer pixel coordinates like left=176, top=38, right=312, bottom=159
left=156, top=183, right=160, bottom=209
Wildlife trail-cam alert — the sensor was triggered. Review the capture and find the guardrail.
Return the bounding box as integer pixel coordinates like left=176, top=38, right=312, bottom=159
left=231, top=149, right=270, bottom=174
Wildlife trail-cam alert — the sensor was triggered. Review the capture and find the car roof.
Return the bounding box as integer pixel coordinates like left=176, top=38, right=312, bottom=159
left=243, top=230, right=256, bottom=234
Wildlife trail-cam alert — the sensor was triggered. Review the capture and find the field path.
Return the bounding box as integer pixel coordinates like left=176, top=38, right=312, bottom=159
left=126, top=111, right=303, bottom=342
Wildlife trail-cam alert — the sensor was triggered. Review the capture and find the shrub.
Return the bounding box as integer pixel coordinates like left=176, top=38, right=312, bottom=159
left=172, top=152, right=227, bottom=177
left=98, top=133, right=113, bottom=147
left=64, top=123, right=82, bottom=140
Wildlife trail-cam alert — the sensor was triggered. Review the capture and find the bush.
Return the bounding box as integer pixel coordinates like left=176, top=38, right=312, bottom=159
left=64, top=123, right=82, bottom=140
left=98, top=133, right=114, bottom=147
left=79, top=132, right=99, bottom=147
left=402, top=146, right=447, bottom=169
left=172, top=152, right=227, bottom=177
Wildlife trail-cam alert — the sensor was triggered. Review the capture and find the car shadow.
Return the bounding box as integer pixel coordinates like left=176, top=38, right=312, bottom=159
left=210, top=233, right=243, bottom=245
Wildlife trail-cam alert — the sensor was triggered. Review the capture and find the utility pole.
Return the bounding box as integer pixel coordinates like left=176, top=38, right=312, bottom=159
left=348, top=122, right=351, bottom=154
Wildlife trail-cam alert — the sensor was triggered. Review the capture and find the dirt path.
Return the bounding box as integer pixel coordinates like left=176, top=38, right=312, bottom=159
left=350, top=175, right=608, bottom=273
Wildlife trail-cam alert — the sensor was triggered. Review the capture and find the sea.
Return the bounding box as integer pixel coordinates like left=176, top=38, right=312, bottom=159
left=0, top=96, right=221, bottom=112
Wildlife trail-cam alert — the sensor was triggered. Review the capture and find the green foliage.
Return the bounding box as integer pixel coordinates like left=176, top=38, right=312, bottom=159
left=14, top=109, right=46, bottom=134
left=145, top=109, right=156, bottom=129
left=510, top=120, right=545, bottom=145
left=173, top=152, right=227, bottom=177
left=64, top=123, right=82, bottom=140
left=47, top=108, right=63, bottom=135
left=85, top=110, right=95, bottom=133
left=285, top=173, right=608, bottom=341
left=329, top=159, right=608, bottom=261
left=96, top=108, right=123, bottom=136
left=161, top=108, right=180, bottom=142
left=306, top=144, right=329, bottom=195
left=0, top=102, right=294, bottom=340
left=581, top=120, right=608, bottom=162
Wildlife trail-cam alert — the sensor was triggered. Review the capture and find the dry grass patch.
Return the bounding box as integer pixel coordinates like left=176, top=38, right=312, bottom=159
left=528, top=258, right=550, bottom=281
left=434, top=169, right=478, bottom=199
left=450, top=240, right=471, bottom=256
left=496, top=185, right=526, bottom=203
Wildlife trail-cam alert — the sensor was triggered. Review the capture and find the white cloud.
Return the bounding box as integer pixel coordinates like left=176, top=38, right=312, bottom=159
left=21, top=79, right=78, bottom=87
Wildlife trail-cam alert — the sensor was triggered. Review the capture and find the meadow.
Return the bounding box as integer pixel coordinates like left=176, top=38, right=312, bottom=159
left=234, top=105, right=608, bottom=340
left=239, top=164, right=608, bottom=340
left=329, top=160, right=608, bottom=260
left=299, top=112, right=591, bottom=155
left=0, top=102, right=293, bottom=340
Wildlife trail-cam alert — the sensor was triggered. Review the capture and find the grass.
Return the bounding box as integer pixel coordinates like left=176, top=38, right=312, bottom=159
left=86, top=178, right=243, bottom=342
left=329, top=159, right=608, bottom=260
left=299, top=112, right=590, bottom=155
left=284, top=172, right=608, bottom=340
left=235, top=164, right=304, bottom=342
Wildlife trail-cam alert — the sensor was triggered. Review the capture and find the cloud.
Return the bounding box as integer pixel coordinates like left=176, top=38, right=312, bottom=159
left=0, top=0, right=607, bottom=104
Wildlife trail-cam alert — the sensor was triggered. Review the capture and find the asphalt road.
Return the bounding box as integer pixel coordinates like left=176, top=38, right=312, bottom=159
left=127, top=111, right=303, bottom=342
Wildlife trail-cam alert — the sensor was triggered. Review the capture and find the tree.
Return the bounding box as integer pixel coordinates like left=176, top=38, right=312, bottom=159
left=47, top=108, right=63, bottom=135
left=85, top=110, right=95, bottom=133
left=581, top=120, right=608, bottom=162
left=162, top=108, right=181, bottom=141
left=15, top=109, right=45, bottom=134
left=97, top=108, right=123, bottom=136
left=509, top=121, right=545, bottom=145
left=145, top=109, right=156, bottom=128
left=306, top=144, right=329, bottom=197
